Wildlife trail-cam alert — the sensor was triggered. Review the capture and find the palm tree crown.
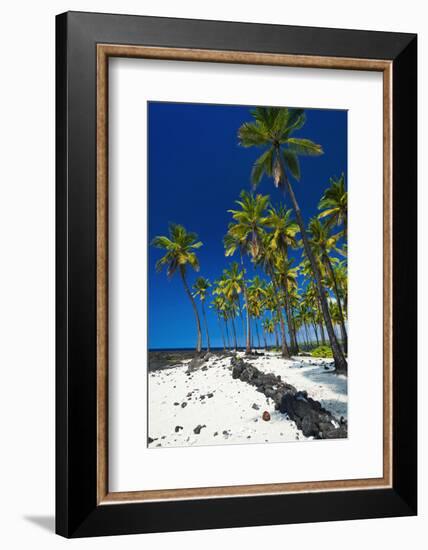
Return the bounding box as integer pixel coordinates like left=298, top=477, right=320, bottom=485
left=152, top=223, right=202, bottom=277
left=238, top=107, right=323, bottom=189
left=192, top=276, right=211, bottom=302
left=226, top=190, right=269, bottom=260
left=318, top=173, right=347, bottom=234
left=151, top=223, right=203, bottom=353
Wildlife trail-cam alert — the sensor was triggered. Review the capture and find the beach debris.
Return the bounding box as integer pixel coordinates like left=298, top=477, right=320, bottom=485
left=181, top=402, right=187, bottom=408
left=262, top=411, right=271, bottom=421
left=207, top=392, right=214, bottom=398
left=148, top=437, right=155, bottom=444
left=213, top=432, right=218, bottom=437
left=175, top=426, right=183, bottom=432
left=193, top=424, right=206, bottom=434
left=252, top=403, right=260, bottom=410
left=173, top=402, right=179, bottom=406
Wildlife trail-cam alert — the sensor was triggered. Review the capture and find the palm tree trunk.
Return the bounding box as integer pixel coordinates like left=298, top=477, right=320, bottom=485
left=283, top=279, right=298, bottom=355
left=279, top=162, right=347, bottom=373
left=255, top=321, right=261, bottom=349
left=277, top=308, right=290, bottom=358
left=218, top=318, right=226, bottom=351
left=312, top=322, right=320, bottom=346
left=231, top=315, right=238, bottom=351
left=315, top=295, right=326, bottom=345
left=269, top=269, right=290, bottom=358
left=238, top=294, right=246, bottom=349
left=275, top=326, right=279, bottom=349
left=239, top=253, right=251, bottom=354
left=201, top=301, right=211, bottom=352
left=224, top=319, right=231, bottom=350
left=319, top=321, right=326, bottom=345
left=304, top=323, right=310, bottom=347
left=291, top=314, right=300, bottom=353
left=179, top=267, right=202, bottom=354
left=324, top=254, right=348, bottom=354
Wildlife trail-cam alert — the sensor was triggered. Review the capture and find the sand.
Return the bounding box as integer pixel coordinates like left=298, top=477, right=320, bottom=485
left=147, top=351, right=347, bottom=449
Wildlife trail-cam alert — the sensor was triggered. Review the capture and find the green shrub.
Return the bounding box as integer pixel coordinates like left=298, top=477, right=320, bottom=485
left=310, top=345, right=333, bottom=358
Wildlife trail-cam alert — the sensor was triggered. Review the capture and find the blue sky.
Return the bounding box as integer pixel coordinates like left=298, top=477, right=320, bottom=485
left=148, top=102, right=347, bottom=349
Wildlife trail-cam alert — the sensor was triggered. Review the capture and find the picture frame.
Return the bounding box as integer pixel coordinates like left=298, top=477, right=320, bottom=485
left=56, top=11, right=417, bottom=538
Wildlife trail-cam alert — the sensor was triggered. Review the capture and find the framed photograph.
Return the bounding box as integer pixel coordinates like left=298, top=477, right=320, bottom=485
left=56, top=11, right=417, bottom=538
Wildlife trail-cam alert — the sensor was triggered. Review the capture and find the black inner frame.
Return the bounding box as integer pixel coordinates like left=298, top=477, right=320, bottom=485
left=56, top=11, right=417, bottom=538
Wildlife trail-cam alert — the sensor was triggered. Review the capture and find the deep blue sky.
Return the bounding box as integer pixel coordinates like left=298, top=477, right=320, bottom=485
left=148, top=102, right=347, bottom=349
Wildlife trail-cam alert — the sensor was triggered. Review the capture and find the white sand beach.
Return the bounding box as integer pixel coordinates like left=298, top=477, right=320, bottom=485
left=148, top=351, right=347, bottom=449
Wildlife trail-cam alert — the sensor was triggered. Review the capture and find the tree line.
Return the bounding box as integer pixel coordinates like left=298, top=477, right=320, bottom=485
left=152, top=107, right=348, bottom=373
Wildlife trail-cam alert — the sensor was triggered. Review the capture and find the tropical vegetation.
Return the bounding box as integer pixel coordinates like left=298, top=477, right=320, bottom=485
left=151, top=107, right=348, bottom=373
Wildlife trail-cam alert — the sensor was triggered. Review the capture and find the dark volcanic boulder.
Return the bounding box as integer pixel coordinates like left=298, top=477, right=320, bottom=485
left=193, top=424, right=206, bottom=434
left=231, top=356, right=245, bottom=379
left=232, top=357, right=348, bottom=440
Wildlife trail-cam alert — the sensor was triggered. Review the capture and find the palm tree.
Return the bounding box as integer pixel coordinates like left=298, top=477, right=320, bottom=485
left=248, top=276, right=266, bottom=349
left=225, top=191, right=269, bottom=353
left=238, top=107, right=347, bottom=373
left=258, top=232, right=291, bottom=358
left=262, top=318, right=275, bottom=349
left=300, top=268, right=325, bottom=346
left=276, top=258, right=300, bottom=354
left=211, top=296, right=227, bottom=351
left=295, top=301, right=310, bottom=347
left=333, top=260, right=348, bottom=315
left=213, top=272, right=240, bottom=351
left=151, top=223, right=203, bottom=353
left=264, top=204, right=300, bottom=354
left=193, top=276, right=211, bottom=352
left=318, top=173, right=347, bottom=237
left=308, top=217, right=347, bottom=354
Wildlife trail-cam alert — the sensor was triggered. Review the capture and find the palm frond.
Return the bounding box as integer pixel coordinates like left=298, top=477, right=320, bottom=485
left=251, top=147, right=274, bottom=186
left=238, top=121, right=269, bottom=147
left=285, top=137, right=323, bottom=156
left=283, top=149, right=301, bottom=181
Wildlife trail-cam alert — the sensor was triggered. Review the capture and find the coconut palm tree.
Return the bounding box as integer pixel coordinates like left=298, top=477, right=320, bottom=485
left=264, top=204, right=300, bottom=354
left=308, top=217, right=347, bottom=354
left=333, top=260, right=348, bottom=315
left=151, top=223, right=203, bottom=353
left=276, top=258, right=300, bottom=354
left=211, top=296, right=227, bottom=351
left=295, top=302, right=310, bottom=347
left=258, top=232, right=291, bottom=358
left=262, top=318, right=275, bottom=349
left=318, top=173, right=348, bottom=237
left=238, top=106, right=347, bottom=373
left=193, top=276, right=211, bottom=352
left=225, top=191, right=269, bottom=353
left=247, top=276, right=266, bottom=349
left=213, top=272, right=240, bottom=351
